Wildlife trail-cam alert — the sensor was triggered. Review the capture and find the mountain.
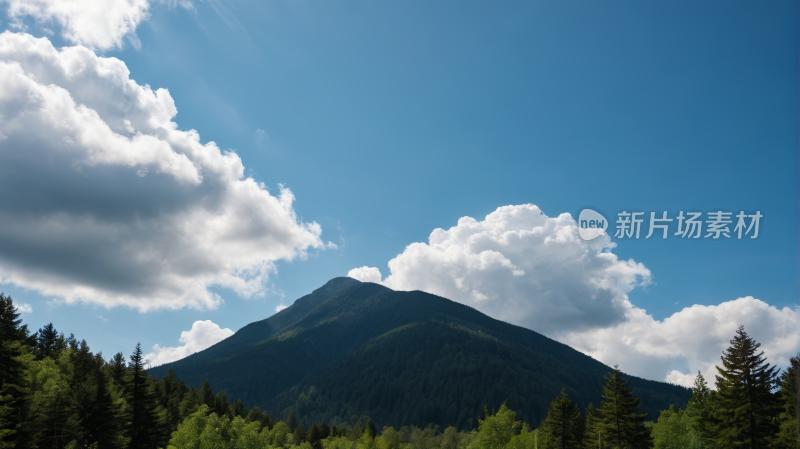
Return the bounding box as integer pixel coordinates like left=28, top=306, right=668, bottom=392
left=148, top=277, right=690, bottom=429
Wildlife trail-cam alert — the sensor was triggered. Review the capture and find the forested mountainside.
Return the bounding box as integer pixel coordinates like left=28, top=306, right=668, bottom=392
left=149, top=278, right=691, bottom=429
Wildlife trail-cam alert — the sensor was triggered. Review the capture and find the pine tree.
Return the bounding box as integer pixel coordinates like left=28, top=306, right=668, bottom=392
left=367, top=419, right=378, bottom=440
left=287, top=412, right=297, bottom=432
left=582, top=403, right=604, bottom=449
left=214, top=388, right=231, bottom=418
left=108, top=352, right=127, bottom=386
left=540, top=388, right=583, bottom=449
left=600, top=365, right=652, bottom=448
left=128, top=342, right=159, bottom=449
left=685, top=372, right=714, bottom=448
left=713, top=325, right=780, bottom=448
left=0, top=293, right=26, bottom=447
left=36, top=322, right=61, bottom=359
left=308, top=422, right=324, bottom=449
left=294, top=423, right=307, bottom=444
left=198, top=380, right=215, bottom=408
left=773, top=353, right=799, bottom=449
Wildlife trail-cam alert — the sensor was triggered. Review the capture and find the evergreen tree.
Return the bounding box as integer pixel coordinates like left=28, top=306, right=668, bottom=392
left=773, top=353, right=800, bottom=449
left=600, top=365, right=652, bottom=448
left=128, top=342, right=160, bottom=449
left=108, top=352, right=127, bottom=386
left=685, top=372, right=714, bottom=448
left=0, top=293, right=26, bottom=447
left=308, top=422, right=324, bottom=449
left=294, top=422, right=307, bottom=444
left=198, top=380, right=215, bottom=408
left=713, top=325, right=780, bottom=448
left=214, top=388, right=231, bottom=418
left=231, top=398, right=247, bottom=418
left=287, top=412, right=297, bottom=432
left=540, top=388, right=583, bottom=449
left=367, top=419, right=378, bottom=440
left=582, top=403, right=604, bottom=449
left=36, top=322, right=61, bottom=359
left=473, top=403, right=521, bottom=449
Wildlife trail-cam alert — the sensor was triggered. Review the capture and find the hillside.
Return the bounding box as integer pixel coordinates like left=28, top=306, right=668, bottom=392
left=148, top=278, right=691, bottom=429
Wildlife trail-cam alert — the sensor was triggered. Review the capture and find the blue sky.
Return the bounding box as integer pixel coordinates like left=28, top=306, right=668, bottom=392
left=0, top=0, right=797, bottom=384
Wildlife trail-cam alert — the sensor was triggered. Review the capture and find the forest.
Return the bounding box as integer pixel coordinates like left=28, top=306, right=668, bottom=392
left=1, top=293, right=798, bottom=449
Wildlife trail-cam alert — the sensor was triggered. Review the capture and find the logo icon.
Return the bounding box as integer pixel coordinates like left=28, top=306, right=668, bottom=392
left=578, top=208, right=608, bottom=241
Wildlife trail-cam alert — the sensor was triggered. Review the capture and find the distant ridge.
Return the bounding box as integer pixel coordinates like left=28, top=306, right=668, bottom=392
left=149, top=277, right=690, bottom=429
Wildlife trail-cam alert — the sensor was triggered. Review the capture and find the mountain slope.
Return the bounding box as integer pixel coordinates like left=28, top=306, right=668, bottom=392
left=149, top=278, right=690, bottom=429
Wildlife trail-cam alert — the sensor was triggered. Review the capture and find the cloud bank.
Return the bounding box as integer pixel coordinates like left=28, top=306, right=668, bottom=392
left=349, top=204, right=800, bottom=386
left=144, top=320, right=233, bottom=367
left=0, top=32, right=328, bottom=311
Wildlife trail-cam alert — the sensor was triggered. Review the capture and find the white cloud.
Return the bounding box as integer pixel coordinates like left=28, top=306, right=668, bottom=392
left=563, top=296, right=800, bottom=387
left=15, top=302, right=32, bottom=313
left=99, top=315, right=108, bottom=322
left=144, top=320, right=234, bottom=367
left=275, top=304, right=287, bottom=313
left=351, top=204, right=651, bottom=336
left=347, top=266, right=383, bottom=284
left=350, top=204, right=800, bottom=386
left=2, top=0, right=194, bottom=51
left=0, top=32, right=330, bottom=311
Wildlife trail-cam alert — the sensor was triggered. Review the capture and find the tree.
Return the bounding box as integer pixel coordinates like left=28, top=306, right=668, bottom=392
left=650, top=405, right=701, bottom=449
left=0, top=294, right=27, bottom=447
left=128, top=342, right=160, bottom=449
left=287, top=412, right=297, bottom=432
left=600, top=366, right=652, bottom=448
left=713, top=325, right=780, bottom=448
left=684, top=372, right=714, bottom=448
left=367, top=419, right=378, bottom=440
left=473, top=402, right=521, bottom=449
left=293, top=422, right=307, bottom=444
left=773, top=353, right=800, bottom=449
left=582, top=403, right=604, bottom=449
left=35, top=322, right=62, bottom=359
left=540, top=388, right=583, bottom=449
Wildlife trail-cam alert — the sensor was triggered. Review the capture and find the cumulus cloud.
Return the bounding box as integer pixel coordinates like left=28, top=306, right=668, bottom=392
left=15, top=302, right=32, bottom=313
left=350, top=204, right=651, bottom=335
left=350, top=204, right=800, bottom=386
left=275, top=304, right=287, bottom=313
left=563, top=296, right=800, bottom=387
left=0, top=32, right=329, bottom=311
left=3, top=0, right=149, bottom=50
left=144, top=320, right=233, bottom=367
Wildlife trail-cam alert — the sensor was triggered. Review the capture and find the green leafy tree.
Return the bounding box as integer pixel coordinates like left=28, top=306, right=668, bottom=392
left=650, top=405, right=701, bottom=449
left=539, top=388, right=583, bottom=449
left=473, top=402, right=521, bottom=449
left=713, top=325, right=780, bottom=448
left=599, top=366, right=652, bottom=449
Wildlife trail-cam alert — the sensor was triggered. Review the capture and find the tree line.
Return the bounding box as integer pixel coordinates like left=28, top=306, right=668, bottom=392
left=2, top=292, right=799, bottom=448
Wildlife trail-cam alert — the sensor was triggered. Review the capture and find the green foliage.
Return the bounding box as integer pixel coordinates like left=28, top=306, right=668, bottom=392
left=538, top=388, right=582, bottom=449
left=773, top=354, right=800, bottom=449
left=684, top=372, right=714, bottom=448
left=713, top=325, right=780, bottom=448
left=598, top=366, right=652, bottom=448
left=650, top=405, right=701, bottom=449
left=473, top=403, right=521, bottom=449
